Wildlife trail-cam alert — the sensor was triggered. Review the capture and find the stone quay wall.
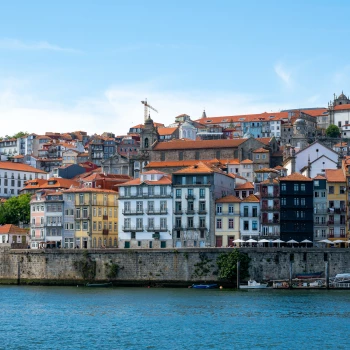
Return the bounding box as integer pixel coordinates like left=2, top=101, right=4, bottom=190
left=0, top=246, right=349, bottom=285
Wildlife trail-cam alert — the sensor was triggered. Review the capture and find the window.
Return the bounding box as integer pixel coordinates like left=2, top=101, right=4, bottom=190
left=340, top=186, right=346, bottom=194
left=179, top=151, right=184, bottom=160
left=294, top=184, right=299, bottom=192
left=314, top=192, right=319, bottom=198
left=148, top=201, right=154, bottom=212
left=199, top=217, right=206, bottom=228
left=136, top=218, right=143, bottom=229
left=301, top=198, right=305, bottom=206
left=329, top=186, right=334, bottom=194
left=199, top=201, right=206, bottom=212
left=216, top=205, right=222, bottom=214
left=301, top=184, right=305, bottom=191
left=160, top=152, right=165, bottom=161
left=228, top=218, right=234, bottom=229
left=124, top=218, right=130, bottom=229
left=195, top=151, right=200, bottom=160
left=216, top=150, right=221, bottom=159
left=252, top=221, right=257, bottom=230
left=82, top=208, right=88, bottom=218
left=281, top=183, right=286, bottom=192
left=76, top=208, right=81, bottom=219
left=82, top=222, right=88, bottom=230
left=252, top=207, right=258, bottom=217
left=188, top=217, right=194, bottom=228
left=136, top=201, right=143, bottom=213
left=148, top=218, right=154, bottom=229
left=243, top=206, right=248, bottom=217
left=228, top=205, right=234, bottom=214
left=199, top=188, right=205, bottom=198
left=160, top=186, right=167, bottom=196
left=243, top=221, right=249, bottom=230
left=76, top=222, right=81, bottom=230
left=255, top=154, right=260, bottom=159
left=160, top=218, right=167, bottom=229
left=176, top=189, right=181, bottom=198
left=216, top=219, right=222, bottom=229
left=294, top=198, right=299, bottom=206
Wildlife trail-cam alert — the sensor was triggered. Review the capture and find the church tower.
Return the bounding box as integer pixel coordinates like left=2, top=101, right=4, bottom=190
left=291, top=118, right=308, bottom=150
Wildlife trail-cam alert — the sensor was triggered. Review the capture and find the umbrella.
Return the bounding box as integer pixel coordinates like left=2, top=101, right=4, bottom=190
left=287, top=240, right=299, bottom=244
left=233, top=239, right=245, bottom=243
left=300, top=239, right=312, bottom=244
left=273, top=239, right=284, bottom=243
left=258, top=239, right=270, bottom=243
left=318, top=239, right=334, bottom=244
left=246, top=239, right=257, bottom=243
left=333, top=239, right=345, bottom=244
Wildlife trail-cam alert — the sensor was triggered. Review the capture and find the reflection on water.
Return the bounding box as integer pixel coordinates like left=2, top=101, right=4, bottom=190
left=0, top=286, right=349, bottom=349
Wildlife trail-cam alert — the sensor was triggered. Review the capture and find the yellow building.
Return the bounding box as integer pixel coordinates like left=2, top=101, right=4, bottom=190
left=64, top=188, right=119, bottom=248
left=324, top=169, right=346, bottom=242
left=215, top=195, right=241, bottom=247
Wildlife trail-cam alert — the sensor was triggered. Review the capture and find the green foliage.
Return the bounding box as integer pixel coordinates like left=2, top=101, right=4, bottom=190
left=325, top=124, right=340, bottom=138
left=192, top=252, right=213, bottom=278
left=73, top=252, right=96, bottom=280
left=1, top=131, right=29, bottom=140
left=216, top=250, right=250, bottom=283
left=0, top=194, right=31, bottom=225
left=106, top=263, right=119, bottom=279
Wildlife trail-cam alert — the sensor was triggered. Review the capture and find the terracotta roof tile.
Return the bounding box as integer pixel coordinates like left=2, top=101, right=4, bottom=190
left=0, top=161, right=47, bottom=174
left=119, top=175, right=172, bottom=186
left=216, top=195, right=242, bottom=203
left=279, top=173, right=312, bottom=181
left=241, top=194, right=260, bottom=202
left=63, top=188, right=117, bottom=194
left=324, top=169, right=345, bottom=182
left=235, top=182, right=254, bottom=190
left=252, top=148, right=269, bottom=153
left=260, top=178, right=279, bottom=184
left=174, top=162, right=224, bottom=175
left=145, top=159, right=238, bottom=168
left=157, top=127, right=178, bottom=136
left=334, top=104, right=350, bottom=111
left=313, top=175, right=326, bottom=180
left=0, top=224, right=28, bottom=234
left=240, top=159, right=253, bottom=164
left=153, top=138, right=247, bottom=151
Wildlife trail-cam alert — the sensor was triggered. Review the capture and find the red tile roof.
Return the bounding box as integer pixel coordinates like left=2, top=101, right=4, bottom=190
left=119, top=174, right=172, bottom=186
left=279, top=173, right=312, bottom=181
left=235, top=182, right=254, bottom=190
left=334, top=104, right=350, bottom=111
left=241, top=194, right=260, bottom=202
left=252, top=148, right=269, bottom=153
left=324, top=169, right=345, bottom=182
left=0, top=161, right=47, bottom=174
left=153, top=138, right=247, bottom=151
left=157, top=127, right=178, bottom=136
left=0, top=224, right=28, bottom=234
left=63, top=188, right=118, bottom=194
left=174, top=162, right=225, bottom=175
left=313, top=175, right=326, bottom=180
left=216, top=195, right=242, bottom=203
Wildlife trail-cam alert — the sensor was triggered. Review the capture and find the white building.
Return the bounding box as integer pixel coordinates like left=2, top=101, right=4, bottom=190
left=0, top=161, right=47, bottom=198
left=118, top=170, right=173, bottom=248
left=239, top=194, right=260, bottom=240
left=172, top=162, right=236, bottom=247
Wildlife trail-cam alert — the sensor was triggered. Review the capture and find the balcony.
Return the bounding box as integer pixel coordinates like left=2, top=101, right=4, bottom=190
left=198, top=209, right=207, bottom=214
left=262, top=205, right=280, bottom=211
left=122, top=209, right=144, bottom=215
left=186, top=209, right=196, bottom=215
left=261, top=192, right=279, bottom=198
left=46, top=222, right=62, bottom=226
left=261, top=219, right=279, bottom=224
left=173, top=224, right=184, bottom=230
left=146, top=225, right=168, bottom=232
left=145, top=208, right=168, bottom=215
left=152, top=233, right=160, bottom=239
left=122, top=226, right=144, bottom=232
left=173, top=209, right=184, bottom=215
left=103, top=215, right=108, bottom=220
left=185, top=194, right=196, bottom=200
left=102, top=229, right=109, bottom=235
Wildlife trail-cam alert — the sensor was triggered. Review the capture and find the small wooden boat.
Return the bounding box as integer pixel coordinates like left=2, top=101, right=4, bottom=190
left=240, top=280, right=268, bottom=289
left=191, top=284, right=218, bottom=289
left=86, top=282, right=113, bottom=287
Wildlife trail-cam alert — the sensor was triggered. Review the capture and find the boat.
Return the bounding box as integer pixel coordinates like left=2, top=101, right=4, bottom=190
left=273, top=278, right=326, bottom=289
left=329, top=273, right=350, bottom=289
left=240, top=280, right=268, bottom=289
left=294, top=272, right=323, bottom=279
left=86, top=282, right=113, bottom=287
left=191, top=284, right=218, bottom=289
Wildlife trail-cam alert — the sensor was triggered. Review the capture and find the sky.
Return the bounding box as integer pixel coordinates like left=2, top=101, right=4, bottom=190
left=1, top=0, right=350, bottom=136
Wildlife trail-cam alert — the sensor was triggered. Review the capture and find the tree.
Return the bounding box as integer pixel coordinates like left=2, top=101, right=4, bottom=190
left=12, top=131, right=29, bottom=139
left=0, top=194, right=31, bottom=225
left=326, top=124, right=340, bottom=138
left=216, top=250, right=250, bottom=285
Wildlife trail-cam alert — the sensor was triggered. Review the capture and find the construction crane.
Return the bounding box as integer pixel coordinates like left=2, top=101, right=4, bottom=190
left=141, top=99, right=158, bottom=122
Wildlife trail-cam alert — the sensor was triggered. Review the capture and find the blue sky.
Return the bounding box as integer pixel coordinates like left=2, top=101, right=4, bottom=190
left=0, top=0, right=349, bottom=136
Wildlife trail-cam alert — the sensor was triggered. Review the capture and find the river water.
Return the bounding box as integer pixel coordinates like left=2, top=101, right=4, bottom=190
left=0, top=286, right=349, bottom=349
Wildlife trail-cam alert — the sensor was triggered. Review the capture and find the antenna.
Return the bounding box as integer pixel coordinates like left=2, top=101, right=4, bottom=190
left=141, top=99, right=158, bottom=122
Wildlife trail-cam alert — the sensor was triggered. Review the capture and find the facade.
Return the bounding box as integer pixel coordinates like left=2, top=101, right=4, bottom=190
left=279, top=173, right=314, bottom=242
left=0, top=138, right=19, bottom=157
left=118, top=171, right=173, bottom=248
left=0, top=224, right=28, bottom=247
left=215, top=195, right=241, bottom=247
left=0, top=161, right=47, bottom=198
left=235, top=182, right=254, bottom=199
left=313, top=175, right=327, bottom=244
left=239, top=194, right=260, bottom=240
left=172, top=162, right=236, bottom=247
left=328, top=92, right=350, bottom=128
left=64, top=188, right=119, bottom=249
left=30, top=190, right=64, bottom=249
left=260, top=178, right=280, bottom=240
left=324, top=169, right=346, bottom=242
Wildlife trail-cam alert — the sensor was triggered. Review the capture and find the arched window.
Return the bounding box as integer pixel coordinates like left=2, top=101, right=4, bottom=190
left=104, top=238, right=107, bottom=247
left=114, top=238, right=117, bottom=247
left=183, top=130, right=187, bottom=138
left=93, top=238, right=96, bottom=248
left=98, top=238, right=102, bottom=248
left=144, top=138, right=149, bottom=148
left=109, top=238, right=112, bottom=247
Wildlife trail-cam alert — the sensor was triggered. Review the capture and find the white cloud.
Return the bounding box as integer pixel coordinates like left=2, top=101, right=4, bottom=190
left=0, top=38, right=81, bottom=53
left=274, top=63, right=292, bottom=86
left=0, top=80, right=288, bottom=137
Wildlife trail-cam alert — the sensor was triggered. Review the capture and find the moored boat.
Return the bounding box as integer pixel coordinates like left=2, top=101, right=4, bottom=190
left=191, top=284, right=218, bottom=289
left=86, top=282, right=113, bottom=287
left=294, top=272, right=323, bottom=279
left=240, top=280, right=268, bottom=289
